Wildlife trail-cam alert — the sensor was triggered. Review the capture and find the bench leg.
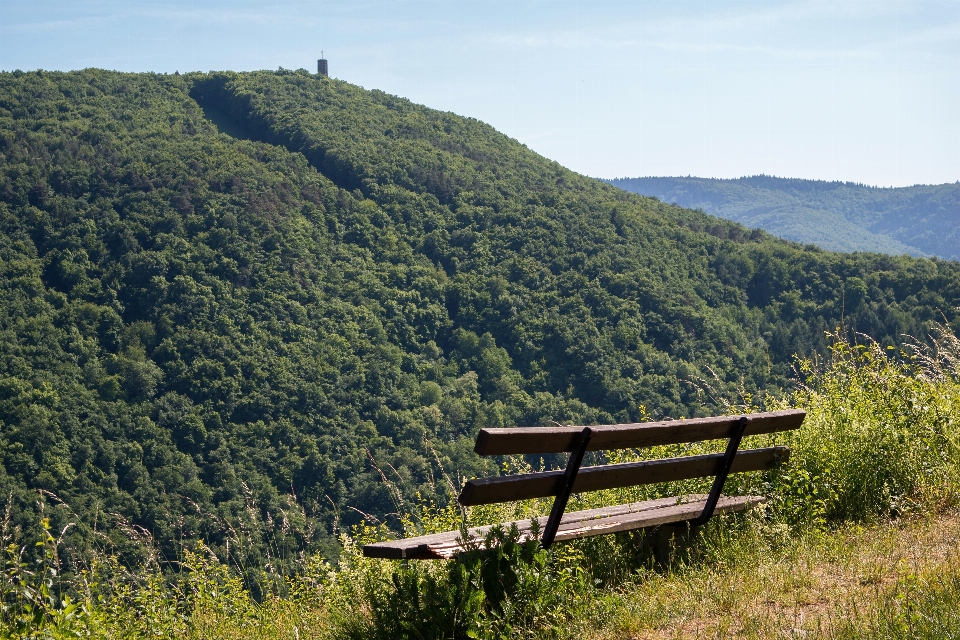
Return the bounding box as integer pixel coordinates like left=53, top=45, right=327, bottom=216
left=689, top=416, right=749, bottom=526
left=652, top=523, right=700, bottom=568
left=541, top=426, right=593, bottom=549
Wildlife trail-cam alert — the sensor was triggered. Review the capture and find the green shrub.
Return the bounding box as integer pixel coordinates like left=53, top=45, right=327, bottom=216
left=775, top=326, right=960, bottom=525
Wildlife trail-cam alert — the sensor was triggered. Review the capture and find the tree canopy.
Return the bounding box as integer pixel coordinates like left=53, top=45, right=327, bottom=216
left=1, top=68, right=958, bottom=565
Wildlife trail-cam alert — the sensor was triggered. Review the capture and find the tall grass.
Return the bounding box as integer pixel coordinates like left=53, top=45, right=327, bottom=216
left=777, top=325, right=960, bottom=524
left=3, top=325, right=959, bottom=639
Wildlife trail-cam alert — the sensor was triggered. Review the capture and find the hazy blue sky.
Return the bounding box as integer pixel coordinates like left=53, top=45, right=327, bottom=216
left=2, top=0, right=958, bottom=187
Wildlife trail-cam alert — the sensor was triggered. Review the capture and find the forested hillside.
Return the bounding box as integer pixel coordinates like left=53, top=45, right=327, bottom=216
left=1, top=68, right=958, bottom=564
left=609, top=175, right=960, bottom=260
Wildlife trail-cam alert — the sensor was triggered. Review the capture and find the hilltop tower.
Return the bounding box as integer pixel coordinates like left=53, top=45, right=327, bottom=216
left=317, top=54, right=328, bottom=76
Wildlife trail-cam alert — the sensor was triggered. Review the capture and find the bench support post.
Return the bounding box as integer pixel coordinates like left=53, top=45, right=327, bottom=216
left=689, top=416, right=749, bottom=527
left=541, top=427, right=593, bottom=549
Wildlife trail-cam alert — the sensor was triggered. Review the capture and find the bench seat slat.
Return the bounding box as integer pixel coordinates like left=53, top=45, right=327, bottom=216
left=458, top=446, right=788, bottom=506
left=362, top=494, right=764, bottom=560
left=473, top=409, right=804, bottom=455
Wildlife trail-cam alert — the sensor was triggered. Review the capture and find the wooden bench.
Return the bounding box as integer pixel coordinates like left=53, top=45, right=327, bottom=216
left=363, top=409, right=805, bottom=560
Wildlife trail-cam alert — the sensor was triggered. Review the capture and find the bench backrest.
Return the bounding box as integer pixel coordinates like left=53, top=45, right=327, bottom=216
left=473, top=409, right=805, bottom=455
left=459, top=409, right=804, bottom=507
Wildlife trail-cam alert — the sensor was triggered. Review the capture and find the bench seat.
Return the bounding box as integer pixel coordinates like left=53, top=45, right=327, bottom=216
left=363, top=493, right=765, bottom=560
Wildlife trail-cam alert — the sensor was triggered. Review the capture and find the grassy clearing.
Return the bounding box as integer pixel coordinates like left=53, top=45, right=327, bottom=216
left=2, top=325, right=959, bottom=639
left=595, top=511, right=960, bottom=639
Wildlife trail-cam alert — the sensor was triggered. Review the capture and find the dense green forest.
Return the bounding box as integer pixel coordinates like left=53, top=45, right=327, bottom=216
left=1, top=68, right=959, bottom=568
left=609, top=175, right=960, bottom=260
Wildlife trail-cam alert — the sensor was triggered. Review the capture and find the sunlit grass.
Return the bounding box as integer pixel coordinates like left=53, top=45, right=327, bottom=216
left=592, top=511, right=960, bottom=639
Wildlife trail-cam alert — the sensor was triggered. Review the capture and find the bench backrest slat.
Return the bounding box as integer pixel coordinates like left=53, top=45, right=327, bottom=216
left=473, top=409, right=804, bottom=456
left=459, top=446, right=789, bottom=506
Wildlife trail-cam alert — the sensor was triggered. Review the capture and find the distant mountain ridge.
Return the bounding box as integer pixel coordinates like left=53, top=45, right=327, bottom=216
left=607, top=175, right=960, bottom=261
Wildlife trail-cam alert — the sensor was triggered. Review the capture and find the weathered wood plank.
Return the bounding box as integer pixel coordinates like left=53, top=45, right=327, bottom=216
left=473, top=409, right=804, bottom=455
left=458, top=446, right=789, bottom=506
left=362, top=494, right=764, bottom=560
